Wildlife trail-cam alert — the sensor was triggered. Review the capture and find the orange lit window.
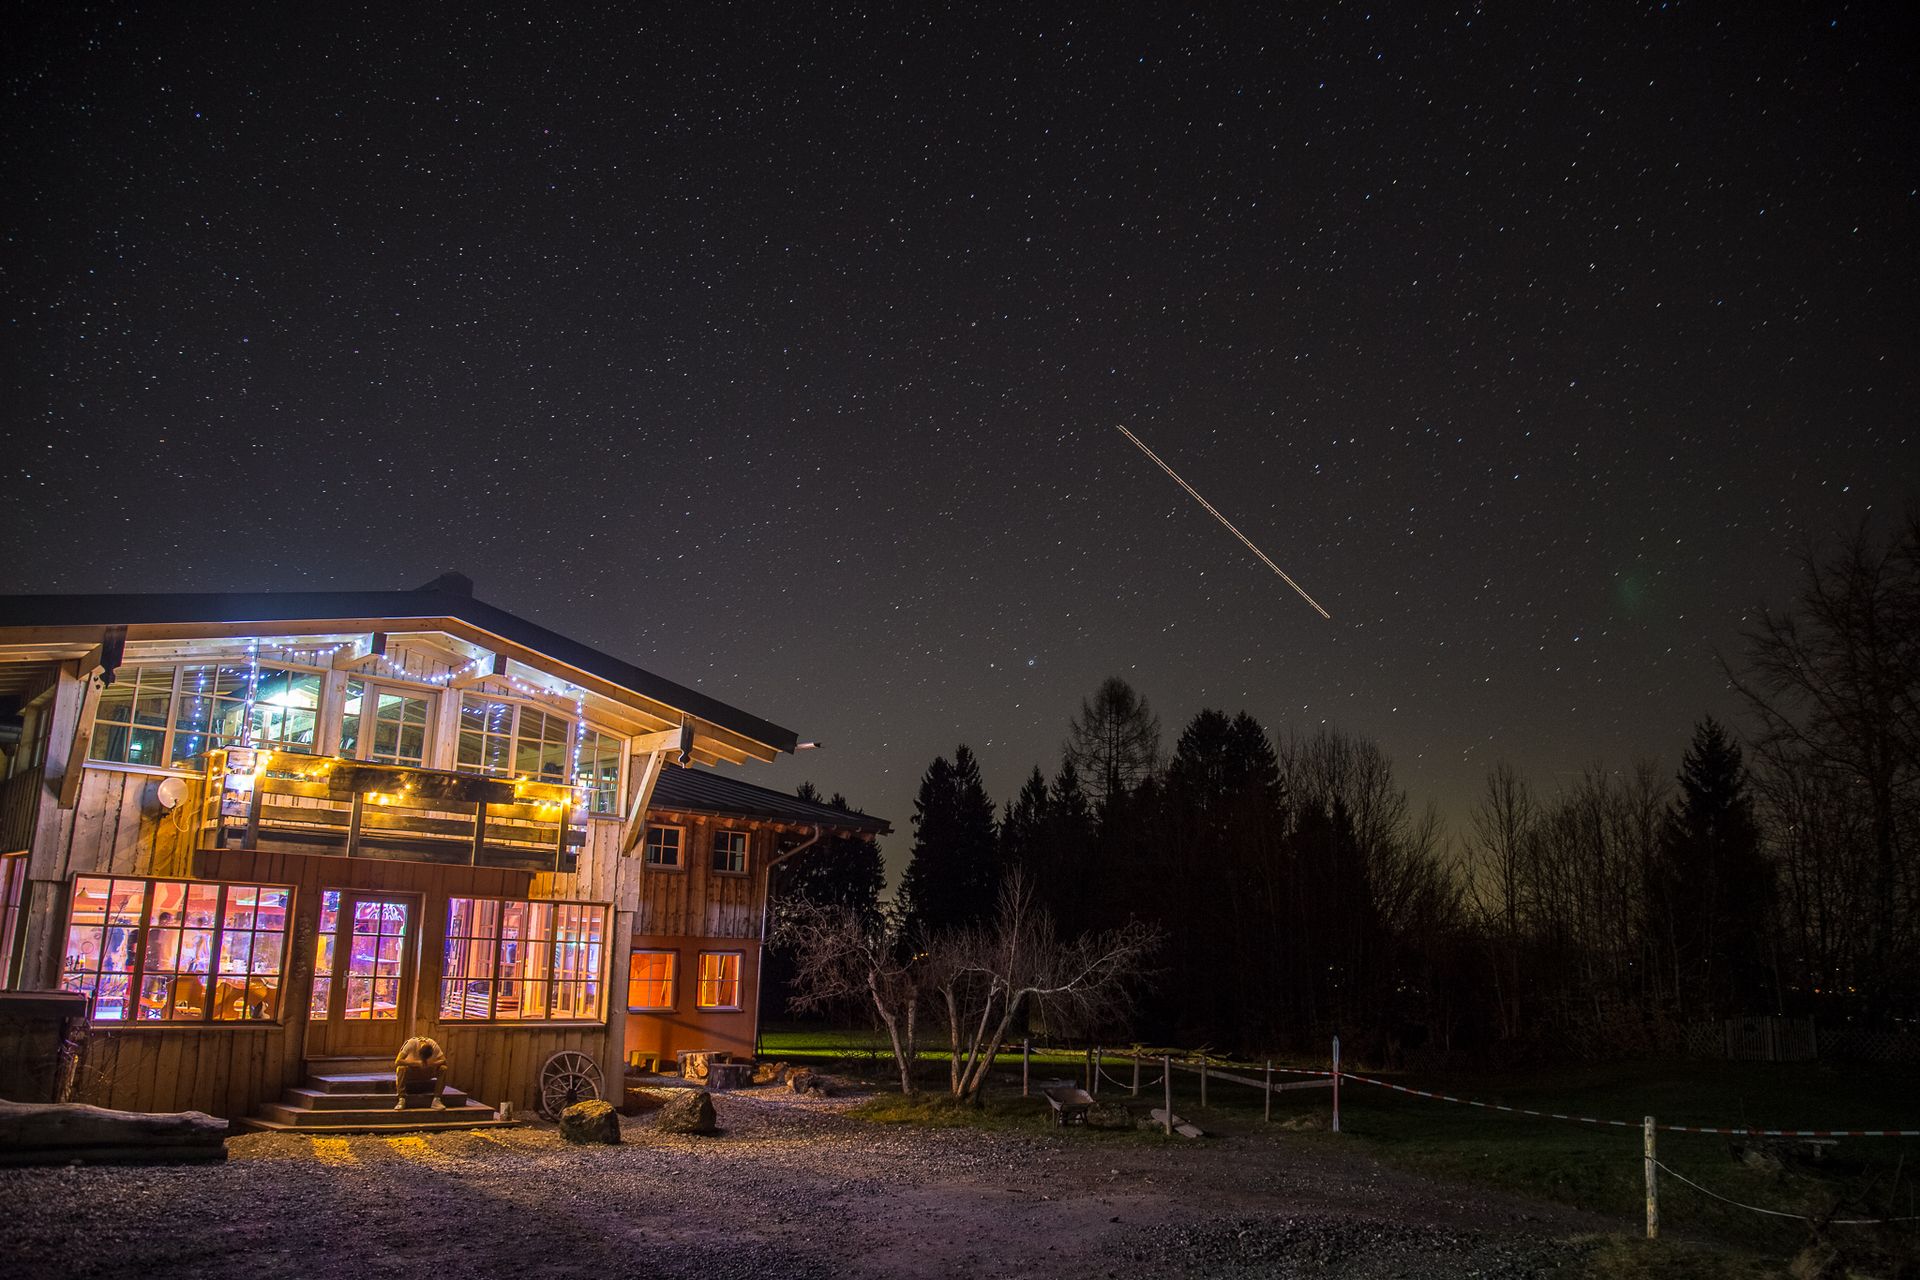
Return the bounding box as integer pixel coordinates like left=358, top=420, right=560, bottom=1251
left=695, top=951, right=742, bottom=1010
left=60, top=876, right=290, bottom=1022
left=627, top=950, right=675, bottom=1011
left=439, top=897, right=607, bottom=1021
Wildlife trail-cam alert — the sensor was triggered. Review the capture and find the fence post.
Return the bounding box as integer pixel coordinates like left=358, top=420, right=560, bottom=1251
left=1644, top=1116, right=1659, bottom=1239
left=1022, top=1038, right=1030, bottom=1097
left=1085, top=1047, right=1093, bottom=1093
left=1199, top=1057, right=1208, bottom=1109
left=1163, top=1056, right=1172, bottom=1135
left=1331, top=1036, right=1341, bottom=1134
left=1132, top=1053, right=1141, bottom=1098
left=1265, top=1059, right=1273, bottom=1123
left=1092, top=1047, right=1101, bottom=1096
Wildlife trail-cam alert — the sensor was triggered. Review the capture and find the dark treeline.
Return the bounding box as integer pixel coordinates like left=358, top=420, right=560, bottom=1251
left=783, top=519, right=1919, bottom=1059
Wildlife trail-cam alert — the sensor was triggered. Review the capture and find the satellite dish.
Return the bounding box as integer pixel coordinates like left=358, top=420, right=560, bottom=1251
left=155, top=777, right=191, bottom=811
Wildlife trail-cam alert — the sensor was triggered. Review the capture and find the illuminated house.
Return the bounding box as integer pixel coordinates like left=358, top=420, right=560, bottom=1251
left=0, top=577, right=887, bottom=1129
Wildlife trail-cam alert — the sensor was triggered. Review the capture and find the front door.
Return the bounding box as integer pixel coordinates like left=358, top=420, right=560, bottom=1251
left=306, top=890, right=418, bottom=1058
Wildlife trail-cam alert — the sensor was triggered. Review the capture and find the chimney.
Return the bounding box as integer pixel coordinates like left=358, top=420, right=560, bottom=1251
left=416, top=571, right=474, bottom=597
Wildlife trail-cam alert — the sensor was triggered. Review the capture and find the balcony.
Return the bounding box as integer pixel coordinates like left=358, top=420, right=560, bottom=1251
left=202, top=748, right=584, bottom=873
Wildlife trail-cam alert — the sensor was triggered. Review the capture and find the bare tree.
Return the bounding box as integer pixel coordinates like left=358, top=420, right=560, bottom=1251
left=929, top=873, right=1159, bottom=1102
left=777, top=901, right=929, bottom=1095
left=1064, top=677, right=1162, bottom=813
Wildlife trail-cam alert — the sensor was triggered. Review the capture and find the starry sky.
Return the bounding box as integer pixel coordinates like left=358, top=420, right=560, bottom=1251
left=5, top=4, right=1915, bottom=882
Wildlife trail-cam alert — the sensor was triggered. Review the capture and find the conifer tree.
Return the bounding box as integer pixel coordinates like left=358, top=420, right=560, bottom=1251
left=900, top=745, right=999, bottom=938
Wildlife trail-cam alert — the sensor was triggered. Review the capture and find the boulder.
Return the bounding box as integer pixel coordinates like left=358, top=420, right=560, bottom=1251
left=1086, top=1102, right=1135, bottom=1131
left=558, top=1099, right=621, bottom=1144
left=0, top=1099, right=227, bottom=1165
left=656, top=1089, right=718, bottom=1135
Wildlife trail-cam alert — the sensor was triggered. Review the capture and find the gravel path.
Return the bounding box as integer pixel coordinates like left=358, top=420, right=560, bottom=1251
left=1, top=1088, right=1606, bottom=1279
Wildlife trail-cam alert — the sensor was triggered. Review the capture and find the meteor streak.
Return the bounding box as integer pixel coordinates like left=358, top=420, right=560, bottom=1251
left=1116, top=424, right=1332, bottom=620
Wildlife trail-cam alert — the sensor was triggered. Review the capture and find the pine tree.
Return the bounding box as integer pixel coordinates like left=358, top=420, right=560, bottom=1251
left=900, top=745, right=999, bottom=938
left=1656, top=717, right=1771, bottom=1016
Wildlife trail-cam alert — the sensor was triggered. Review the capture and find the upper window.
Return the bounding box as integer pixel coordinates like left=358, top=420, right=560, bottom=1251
left=644, top=826, right=682, bottom=868
left=340, top=679, right=432, bottom=767
left=696, top=951, right=742, bottom=1010
left=439, top=897, right=607, bottom=1022
left=576, top=729, right=622, bottom=816
left=627, top=949, right=675, bottom=1011
left=60, top=876, right=291, bottom=1022
left=712, top=830, right=748, bottom=875
left=89, top=662, right=323, bottom=767
left=456, top=696, right=574, bottom=781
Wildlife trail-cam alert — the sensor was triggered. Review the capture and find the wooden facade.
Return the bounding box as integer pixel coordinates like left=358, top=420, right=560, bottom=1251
left=0, top=587, right=884, bottom=1123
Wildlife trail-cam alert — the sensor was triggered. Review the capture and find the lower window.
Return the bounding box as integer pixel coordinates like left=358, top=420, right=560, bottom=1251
left=440, top=897, right=607, bottom=1021
left=695, top=951, right=742, bottom=1010
left=60, top=876, right=291, bottom=1022
left=627, top=949, right=675, bottom=1011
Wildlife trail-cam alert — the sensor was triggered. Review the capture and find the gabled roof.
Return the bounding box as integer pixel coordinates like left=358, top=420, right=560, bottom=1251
left=0, top=584, right=797, bottom=757
left=650, top=764, right=891, bottom=837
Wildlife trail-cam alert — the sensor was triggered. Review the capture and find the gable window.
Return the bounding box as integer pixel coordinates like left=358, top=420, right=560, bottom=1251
left=340, top=679, right=432, bottom=766
left=89, top=662, right=324, bottom=767
left=456, top=695, right=574, bottom=781
left=627, top=950, right=675, bottom=1011
left=439, top=897, right=607, bottom=1022
left=712, top=830, right=748, bottom=875
left=576, top=729, right=622, bottom=816
left=60, top=876, right=291, bottom=1022
left=695, top=951, right=742, bottom=1010
left=644, top=826, right=682, bottom=868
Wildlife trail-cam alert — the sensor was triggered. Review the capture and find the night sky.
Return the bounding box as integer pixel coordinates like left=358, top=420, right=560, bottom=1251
left=5, top=5, right=1915, bottom=881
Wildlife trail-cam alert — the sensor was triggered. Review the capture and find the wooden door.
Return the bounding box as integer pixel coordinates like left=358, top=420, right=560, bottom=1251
left=305, top=890, right=418, bottom=1058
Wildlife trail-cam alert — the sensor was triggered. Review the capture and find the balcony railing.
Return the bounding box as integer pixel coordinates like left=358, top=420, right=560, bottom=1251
left=202, top=748, right=584, bottom=873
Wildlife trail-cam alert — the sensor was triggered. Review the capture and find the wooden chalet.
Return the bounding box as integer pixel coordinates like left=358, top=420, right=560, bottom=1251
left=0, top=576, right=888, bottom=1129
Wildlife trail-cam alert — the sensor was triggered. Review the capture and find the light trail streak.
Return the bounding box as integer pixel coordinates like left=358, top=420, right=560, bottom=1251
left=1115, top=424, right=1332, bottom=620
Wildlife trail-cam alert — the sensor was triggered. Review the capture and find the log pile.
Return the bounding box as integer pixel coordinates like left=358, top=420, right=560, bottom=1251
left=0, top=1099, right=228, bottom=1165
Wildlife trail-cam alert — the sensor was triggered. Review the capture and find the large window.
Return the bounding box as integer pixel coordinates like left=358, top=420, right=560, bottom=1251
left=340, top=679, right=431, bottom=766
left=627, top=950, right=675, bottom=1011
left=456, top=696, right=574, bottom=781
left=439, top=897, right=607, bottom=1021
left=89, top=662, right=324, bottom=767
left=576, top=729, right=622, bottom=816
left=0, top=853, right=26, bottom=988
left=712, top=830, right=748, bottom=875
left=60, top=876, right=291, bottom=1022
left=695, top=951, right=742, bottom=1010
left=644, top=826, right=682, bottom=868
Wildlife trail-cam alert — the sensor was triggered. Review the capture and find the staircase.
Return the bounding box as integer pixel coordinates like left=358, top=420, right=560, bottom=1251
left=239, top=1057, right=515, bottom=1134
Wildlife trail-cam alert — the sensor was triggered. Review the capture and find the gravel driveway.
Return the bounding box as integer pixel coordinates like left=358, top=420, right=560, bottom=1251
left=1, top=1088, right=1606, bottom=1279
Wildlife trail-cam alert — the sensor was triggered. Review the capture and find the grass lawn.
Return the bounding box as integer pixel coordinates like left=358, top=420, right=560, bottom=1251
left=760, top=1026, right=1919, bottom=1276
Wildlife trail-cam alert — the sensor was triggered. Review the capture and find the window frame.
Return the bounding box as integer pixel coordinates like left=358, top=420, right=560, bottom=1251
left=58, top=874, right=294, bottom=1025
left=626, top=948, right=677, bottom=1012
left=87, top=660, right=328, bottom=770
left=437, top=896, right=610, bottom=1024
left=643, top=825, right=684, bottom=869
left=711, top=829, right=749, bottom=876
left=0, top=853, right=27, bottom=989
left=575, top=726, right=625, bottom=817
left=339, top=677, right=436, bottom=767
left=695, top=950, right=744, bottom=1011
left=455, top=692, right=579, bottom=783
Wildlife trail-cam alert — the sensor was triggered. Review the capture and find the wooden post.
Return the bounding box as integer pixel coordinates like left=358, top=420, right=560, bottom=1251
left=1265, top=1059, right=1273, bottom=1122
left=1199, top=1058, right=1208, bottom=1109
left=1131, top=1054, right=1141, bottom=1098
left=1022, top=1038, right=1030, bottom=1097
left=1331, top=1036, right=1341, bottom=1134
left=1092, top=1047, right=1101, bottom=1096
left=1162, top=1056, right=1172, bottom=1135
left=1084, top=1047, right=1093, bottom=1092
left=1644, top=1116, right=1659, bottom=1239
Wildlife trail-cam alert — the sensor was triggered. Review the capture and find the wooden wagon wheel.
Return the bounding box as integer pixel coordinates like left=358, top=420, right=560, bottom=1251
left=537, top=1050, right=604, bottom=1119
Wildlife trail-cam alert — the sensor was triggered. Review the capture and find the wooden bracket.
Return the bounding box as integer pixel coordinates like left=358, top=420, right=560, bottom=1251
left=618, top=749, right=671, bottom=856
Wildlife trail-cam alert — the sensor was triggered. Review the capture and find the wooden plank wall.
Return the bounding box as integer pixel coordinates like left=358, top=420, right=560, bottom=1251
left=629, top=816, right=767, bottom=941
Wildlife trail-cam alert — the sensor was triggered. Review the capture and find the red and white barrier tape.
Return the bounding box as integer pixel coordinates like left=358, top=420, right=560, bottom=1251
left=1335, top=1071, right=1920, bottom=1137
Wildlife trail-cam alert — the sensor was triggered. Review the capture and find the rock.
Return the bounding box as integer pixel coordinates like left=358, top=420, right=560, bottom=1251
left=1086, top=1102, right=1135, bottom=1130
left=0, top=1099, right=227, bottom=1166
left=559, top=1099, right=621, bottom=1144
left=656, top=1089, right=718, bottom=1135
left=1737, top=1142, right=1784, bottom=1176
left=621, top=1086, right=668, bottom=1116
